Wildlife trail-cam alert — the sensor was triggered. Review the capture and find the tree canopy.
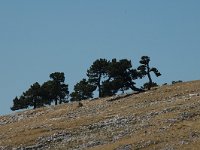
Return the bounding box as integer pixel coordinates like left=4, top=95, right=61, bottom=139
left=106, top=59, right=142, bottom=93
left=11, top=72, right=69, bottom=110
left=70, top=79, right=96, bottom=101
left=49, top=72, right=69, bottom=105
left=87, top=58, right=110, bottom=97
left=11, top=56, right=161, bottom=111
left=138, top=56, right=161, bottom=90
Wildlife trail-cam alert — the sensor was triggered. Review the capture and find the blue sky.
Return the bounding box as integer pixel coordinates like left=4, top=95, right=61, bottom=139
left=0, top=0, right=200, bottom=115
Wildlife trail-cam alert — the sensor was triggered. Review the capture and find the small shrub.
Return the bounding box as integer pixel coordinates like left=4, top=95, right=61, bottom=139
left=172, top=80, right=183, bottom=85
left=142, top=82, right=158, bottom=90
left=78, top=102, right=83, bottom=107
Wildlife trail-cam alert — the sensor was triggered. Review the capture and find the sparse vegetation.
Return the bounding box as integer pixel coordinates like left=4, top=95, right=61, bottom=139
left=11, top=56, right=161, bottom=111
left=172, top=80, right=183, bottom=84
left=2, top=81, right=200, bottom=150
left=142, top=82, right=158, bottom=90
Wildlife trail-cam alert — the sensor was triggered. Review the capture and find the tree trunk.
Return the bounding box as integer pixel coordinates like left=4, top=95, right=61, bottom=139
left=33, top=99, right=37, bottom=109
left=130, top=86, right=144, bottom=92
left=98, top=74, right=102, bottom=97
left=55, top=99, right=58, bottom=105
left=147, top=64, right=152, bottom=90
left=59, top=99, right=62, bottom=104
left=98, top=84, right=101, bottom=97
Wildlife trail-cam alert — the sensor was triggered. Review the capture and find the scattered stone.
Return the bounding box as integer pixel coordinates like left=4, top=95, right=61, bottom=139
left=190, top=131, right=200, bottom=139
left=85, top=140, right=103, bottom=148
left=179, top=112, right=198, bottom=121
left=189, top=93, right=200, bottom=97
left=2, top=81, right=200, bottom=150
left=135, top=140, right=159, bottom=149
left=180, top=140, right=189, bottom=145
left=37, top=131, right=71, bottom=145
left=165, top=118, right=178, bottom=124
left=115, top=144, right=132, bottom=150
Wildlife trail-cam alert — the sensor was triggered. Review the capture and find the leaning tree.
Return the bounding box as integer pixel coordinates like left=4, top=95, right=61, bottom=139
left=138, top=56, right=161, bottom=90
left=102, top=58, right=143, bottom=97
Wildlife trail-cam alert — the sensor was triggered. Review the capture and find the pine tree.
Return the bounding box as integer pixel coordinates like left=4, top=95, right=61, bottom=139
left=138, top=56, right=161, bottom=90
left=103, top=58, right=142, bottom=96
left=11, top=72, right=69, bottom=111
left=70, top=79, right=96, bottom=101
left=23, top=82, right=44, bottom=109
left=10, top=96, right=29, bottom=111
left=49, top=72, right=69, bottom=105
left=87, top=59, right=110, bottom=97
left=11, top=82, right=44, bottom=110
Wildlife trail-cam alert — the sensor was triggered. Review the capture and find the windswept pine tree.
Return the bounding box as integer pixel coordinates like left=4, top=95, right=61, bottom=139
left=11, top=56, right=161, bottom=111
left=138, top=56, right=161, bottom=90
left=87, top=58, right=144, bottom=98
left=102, top=58, right=142, bottom=97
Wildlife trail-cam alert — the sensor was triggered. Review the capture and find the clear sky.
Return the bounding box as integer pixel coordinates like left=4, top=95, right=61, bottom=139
left=0, top=0, right=200, bottom=115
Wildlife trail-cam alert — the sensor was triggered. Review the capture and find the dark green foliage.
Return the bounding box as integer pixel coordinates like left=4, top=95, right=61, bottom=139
left=139, top=56, right=150, bottom=65
left=48, top=72, right=69, bottom=105
left=138, top=56, right=161, bottom=90
left=110, top=59, right=140, bottom=92
left=24, top=82, right=44, bottom=109
left=11, top=56, right=162, bottom=111
left=50, top=72, right=65, bottom=83
left=101, top=80, right=119, bottom=97
left=150, top=67, right=162, bottom=77
left=172, top=80, right=183, bottom=84
left=11, top=72, right=69, bottom=111
left=11, top=82, right=45, bottom=110
left=70, top=79, right=96, bottom=101
left=87, top=59, right=110, bottom=97
left=87, top=58, right=144, bottom=98
left=11, top=96, right=29, bottom=111
left=142, top=82, right=158, bottom=90
left=40, top=80, right=54, bottom=105
left=101, top=59, right=142, bottom=97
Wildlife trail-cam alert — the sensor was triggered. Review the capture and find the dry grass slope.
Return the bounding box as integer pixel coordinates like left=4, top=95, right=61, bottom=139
left=1, top=80, right=200, bottom=150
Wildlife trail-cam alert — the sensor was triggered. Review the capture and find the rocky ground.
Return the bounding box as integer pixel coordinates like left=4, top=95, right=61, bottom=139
left=1, top=80, right=200, bottom=150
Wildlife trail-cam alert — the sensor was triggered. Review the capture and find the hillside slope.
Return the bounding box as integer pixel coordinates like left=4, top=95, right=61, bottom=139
left=1, top=81, right=200, bottom=150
